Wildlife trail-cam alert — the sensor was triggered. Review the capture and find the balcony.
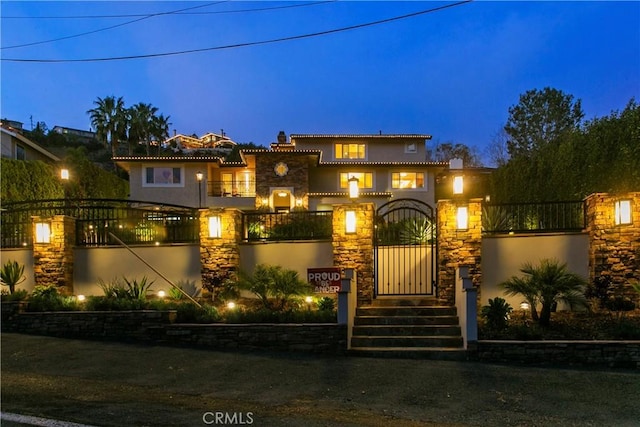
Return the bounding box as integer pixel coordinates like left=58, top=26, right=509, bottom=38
left=207, top=180, right=256, bottom=198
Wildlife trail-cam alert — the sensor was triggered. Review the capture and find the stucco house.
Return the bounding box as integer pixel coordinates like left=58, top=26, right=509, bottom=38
left=1, top=126, right=60, bottom=163
left=114, top=131, right=457, bottom=211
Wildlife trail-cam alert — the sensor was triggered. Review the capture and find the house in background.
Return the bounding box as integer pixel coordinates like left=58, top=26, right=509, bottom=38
left=114, top=131, right=464, bottom=211
left=164, top=131, right=237, bottom=156
left=1, top=126, right=60, bottom=164
left=51, top=126, right=97, bottom=145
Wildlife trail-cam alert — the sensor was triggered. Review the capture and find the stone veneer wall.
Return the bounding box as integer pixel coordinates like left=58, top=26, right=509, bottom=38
left=200, top=208, right=242, bottom=298
left=32, top=215, right=76, bottom=295
left=586, top=192, right=640, bottom=301
left=255, top=153, right=310, bottom=209
left=437, top=199, right=483, bottom=305
left=332, top=203, right=375, bottom=306
left=474, top=340, right=640, bottom=369
left=1, top=307, right=347, bottom=355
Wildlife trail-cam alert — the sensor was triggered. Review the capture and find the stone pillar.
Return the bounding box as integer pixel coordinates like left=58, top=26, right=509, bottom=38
left=32, top=215, right=75, bottom=295
left=332, top=203, right=375, bottom=307
left=199, top=208, right=242, bottom=299
left=437, top=198, right=482, bottom=306
left=585, top=192, right=640, bottom=300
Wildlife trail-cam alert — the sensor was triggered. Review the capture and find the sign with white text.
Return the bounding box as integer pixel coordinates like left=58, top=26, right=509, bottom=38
left=307, top=268, right=341, bottom=293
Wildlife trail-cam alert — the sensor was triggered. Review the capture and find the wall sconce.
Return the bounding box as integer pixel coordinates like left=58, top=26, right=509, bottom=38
left=60, top=168, right=70, bottom=180
left=614, top=199, right=632, bottom=225
left=456, top=206, right=468, bottom=230
left=261, top=197, right=269, bottom=207
left=348, top=176, right=360, bottom=199
left=35, top=222, right=51, bottom=243
left=208, top=215, right=222, bottom=238
left=453, top=176, right=464, bottom=195
left=295, top=198, right=303, bottom=207
left=345, top=210, right=357, bottom=234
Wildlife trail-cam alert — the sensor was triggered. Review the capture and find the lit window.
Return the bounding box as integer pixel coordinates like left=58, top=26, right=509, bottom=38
left=340, top=172, right=373, bottom=189
left=335, top=143, right=366, bottom=160
left=391, top=172, right=424, bottom=189
left=614, top=200, right=632, bottom=225
left=143, top=166, right=183, bottom=187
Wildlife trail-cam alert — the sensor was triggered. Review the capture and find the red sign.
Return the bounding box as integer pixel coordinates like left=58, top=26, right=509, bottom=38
left=307, top=268, right=341, bottom=293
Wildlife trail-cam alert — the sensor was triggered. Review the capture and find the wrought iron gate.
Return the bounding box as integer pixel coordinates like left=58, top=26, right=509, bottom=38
left=374, top=198, right=437, bottom=296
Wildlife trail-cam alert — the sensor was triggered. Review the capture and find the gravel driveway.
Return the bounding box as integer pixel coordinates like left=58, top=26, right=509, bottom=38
left=2, top=333, right=639, bottom=426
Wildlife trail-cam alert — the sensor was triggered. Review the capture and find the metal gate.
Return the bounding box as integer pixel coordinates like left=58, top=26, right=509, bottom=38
left=374, top=198, right=436, bottom=296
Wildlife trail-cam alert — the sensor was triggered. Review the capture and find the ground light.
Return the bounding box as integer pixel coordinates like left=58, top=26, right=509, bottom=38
left=227, top=301, right=236, bottom=310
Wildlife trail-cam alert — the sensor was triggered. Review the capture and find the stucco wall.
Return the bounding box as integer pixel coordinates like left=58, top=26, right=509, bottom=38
left=73, top=245, right=202, bottom=296
left=127, top=162, right=208, bottom=208
left=238, top=241, right=334, bottom=278
left=0, top=249, right=36, bottom=293
left=481, top=233, right=589, bottom=307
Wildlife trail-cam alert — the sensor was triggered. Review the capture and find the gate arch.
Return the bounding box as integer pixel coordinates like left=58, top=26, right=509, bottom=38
left=374, top=198, right=437, bottom=297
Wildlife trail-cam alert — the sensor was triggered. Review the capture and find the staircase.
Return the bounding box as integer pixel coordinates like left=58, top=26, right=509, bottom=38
left=348, top=298, right=467, bottom=360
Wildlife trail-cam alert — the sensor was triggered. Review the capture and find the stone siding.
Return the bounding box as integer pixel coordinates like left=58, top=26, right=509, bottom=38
left=474, top=340, right=640, bottom=369
left=586, top=192, right=640, bottom=301
left=332, top=203, right=375, bottom=306
left=255, top=153, right=310, bottom=209
left=437, top=199, right=483, bottom=305
left=32, top=215, right=76, bottom=295
left=200, top=208, right=242, bottom=298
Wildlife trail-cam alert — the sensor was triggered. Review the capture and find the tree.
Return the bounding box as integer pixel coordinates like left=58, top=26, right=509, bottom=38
left=504, top=87, right=584, bottom=158
left=428, top=141, right=482, bottom=166
left=87, top=96, right=127, bottom=157
left=128, top=103, right=159, bottom=155
left=500, top=259, right=588, bottom=327
left=150, top=113, right=171, bottom=155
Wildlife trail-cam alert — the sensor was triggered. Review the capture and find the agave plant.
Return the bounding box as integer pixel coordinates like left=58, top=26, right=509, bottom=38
left=399, top=217, right=435, bottom=244
left=500, top=259, right=588, bottom=327
left=1, top=260, right=26, bottom=294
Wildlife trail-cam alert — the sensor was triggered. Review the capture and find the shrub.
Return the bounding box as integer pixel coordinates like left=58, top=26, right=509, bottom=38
left=1, top=289, right=28, bottom=302
left=122, top=276, right=154, bottom=300
left=223, top=307, right=336, bottom=323
left=175, top=302, right=220, bottom=323
left=236, top=264, right=312, bottom=311
left=500, top=259, right=588, bottom=327
left=1, top=260, right=26, bottom=294
left=168, top=280, right=202, bottom=300
left=317, top=296, right=336, bottom=311
left=84, top=296, right=146, bottom=311
left=481, top=297, right=513, bottom=331
left=26, top=285, right=81, bottom=312
left=98, top=276, right=153, bottom=301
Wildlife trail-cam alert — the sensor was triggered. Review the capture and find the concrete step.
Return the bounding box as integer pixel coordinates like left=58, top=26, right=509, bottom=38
left=354, top=315, right=460, bottom=326
left=371, top=297, right=441, bottom=307
left=352, top=325, right=462, bottom=337
left=356, top=306, right=457, bottom=317
left=348, top=347, right=468, bottom=361
left=351, top=335, right=463, bottom=348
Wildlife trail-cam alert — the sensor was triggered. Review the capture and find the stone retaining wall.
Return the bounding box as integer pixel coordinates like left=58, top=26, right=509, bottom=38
left=1, top=307, right=347, bottom=355
left=474, top=340, right=640, bottom=369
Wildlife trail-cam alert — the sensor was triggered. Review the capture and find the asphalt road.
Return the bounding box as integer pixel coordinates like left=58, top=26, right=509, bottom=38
left=1, top=333, right=639, bottom=427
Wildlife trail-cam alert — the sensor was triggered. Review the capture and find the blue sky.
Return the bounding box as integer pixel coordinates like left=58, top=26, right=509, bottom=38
left=1, top=1, right=639, bottom=163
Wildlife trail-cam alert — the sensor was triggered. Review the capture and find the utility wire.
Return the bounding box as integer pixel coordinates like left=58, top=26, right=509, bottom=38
left=2, top=1, right=334, bottom=19
left=2, top=1, right=473, bottom=63
left=1, top=2, right=227, bottom=50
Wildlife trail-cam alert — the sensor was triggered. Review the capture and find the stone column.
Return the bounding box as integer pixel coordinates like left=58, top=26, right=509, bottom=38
left=437, top=198, right=482, bottom=306
left=199, top=208, right=242, bottom=299
left=332, top=203, right=375, bottom=307
left=585, top=192, right=640, bottom=300
left=32, top=215, right=76, bottom=295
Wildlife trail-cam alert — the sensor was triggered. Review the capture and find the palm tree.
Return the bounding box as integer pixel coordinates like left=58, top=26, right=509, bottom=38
left=500, top=258, right=588, bottom=326
left=150, top=113, right=170, bottom=155
left=128, top=103, right=158, bottom=155
left=87, top=96, right=127, bottom=158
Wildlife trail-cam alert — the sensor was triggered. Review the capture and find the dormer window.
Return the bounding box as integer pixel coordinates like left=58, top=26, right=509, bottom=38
left=335, top=143, right=366, bottom=160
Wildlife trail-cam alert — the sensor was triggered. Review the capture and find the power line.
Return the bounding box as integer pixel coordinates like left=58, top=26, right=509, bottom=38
left=1, top=1, right=334, bottom=19
left=1, top=1, right=473, bottom=63
left=1, top=2, right=227, bottom=50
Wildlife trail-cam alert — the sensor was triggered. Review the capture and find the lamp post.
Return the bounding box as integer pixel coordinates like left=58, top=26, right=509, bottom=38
left=196, top=171, right=203, bottom=208
left=60, top=168, right=70, bottom=202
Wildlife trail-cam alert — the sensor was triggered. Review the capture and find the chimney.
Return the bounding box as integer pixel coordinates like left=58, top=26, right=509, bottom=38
left=277, top=131, right=287, bottom=144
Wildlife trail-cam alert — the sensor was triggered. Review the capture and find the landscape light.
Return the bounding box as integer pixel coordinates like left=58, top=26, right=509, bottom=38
left=345, top=210, right=357, bottom=234
left=614, top=200, right=632, bottom=225
left=456, top=206, right=468, bottom=230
